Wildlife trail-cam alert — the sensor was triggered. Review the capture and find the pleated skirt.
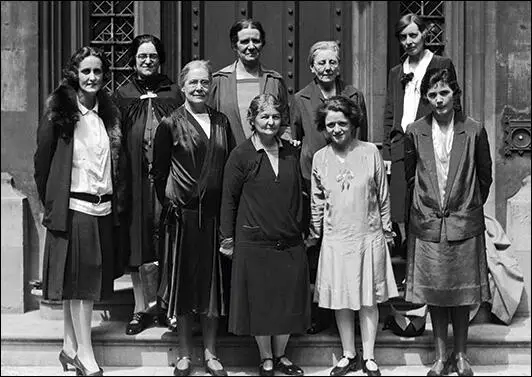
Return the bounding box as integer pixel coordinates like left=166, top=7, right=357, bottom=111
left=405, top=227, right=491, bottom=307
left=43, top=210, right=115, bottom=301
left=229, top=242, right=311, bottom=336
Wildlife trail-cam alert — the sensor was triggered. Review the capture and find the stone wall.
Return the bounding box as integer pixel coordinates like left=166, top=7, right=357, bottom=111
left=1, top=2, right=43, bottom=292
left=494, top=1, right=531, bottom=228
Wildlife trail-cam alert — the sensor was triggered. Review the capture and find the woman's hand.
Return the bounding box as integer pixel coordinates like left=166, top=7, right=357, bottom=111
left=384, top=230, right=396, bottom=249
left=219, top=237, right=234, bottom=259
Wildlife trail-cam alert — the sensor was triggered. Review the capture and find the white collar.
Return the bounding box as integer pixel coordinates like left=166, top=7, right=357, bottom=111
left=77, top=96, right=99, bottom=116
left=403, top=49, right=434, bottom=75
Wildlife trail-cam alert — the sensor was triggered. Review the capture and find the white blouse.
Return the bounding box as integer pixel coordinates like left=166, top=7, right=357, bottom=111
left=401, top=49, right=434, bottom=131
left=69, top=98, right=113, bottom=216
left=432, top=114, right=454, bottom=207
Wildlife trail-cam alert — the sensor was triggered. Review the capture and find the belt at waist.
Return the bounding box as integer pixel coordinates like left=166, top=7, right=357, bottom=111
left=239, top=237, right=303, bottom=251
left=70, top=192, right=112, bottom=204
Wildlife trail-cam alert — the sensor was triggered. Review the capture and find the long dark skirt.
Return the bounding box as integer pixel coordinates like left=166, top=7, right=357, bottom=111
left=229, top=242, right=311, bottom=336
left=158, top=208, right=226, bottom=323
left=43, top=210, right=115, bottom=301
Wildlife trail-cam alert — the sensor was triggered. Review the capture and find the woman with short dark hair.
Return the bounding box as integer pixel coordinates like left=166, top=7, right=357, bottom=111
left=208, top=18, right=291, bottom=145
left=382, top=13, right=459, bottom=252
left=309, top=96, right=398, bottom=377
left=113, top=34, right=184, bottom=336
left=405, top=67, right=492, bottom=376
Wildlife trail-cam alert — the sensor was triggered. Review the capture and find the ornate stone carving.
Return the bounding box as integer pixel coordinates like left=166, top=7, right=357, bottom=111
left=503, top=106, right=531, bottom=157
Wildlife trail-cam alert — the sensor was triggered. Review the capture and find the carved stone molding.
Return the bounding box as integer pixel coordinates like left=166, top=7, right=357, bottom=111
left=503, top=107, right=531, bottom=157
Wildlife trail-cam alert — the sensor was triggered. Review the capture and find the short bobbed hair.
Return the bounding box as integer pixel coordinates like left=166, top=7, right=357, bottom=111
left=179, top=59, right=213, bottom=88
left=394, top=13, right=427, bottom=39
left=315, top=96, right=361, bottom=138
left=247, top=93, right=285, bottom=132
left=229, top=19, right=266, bottom=49
left=128, top=34, right=166, bottom=67
left=307, top=40, right=341, bottom=67
left=420, top=67, right=463, bottom=114
left=62, top=46, right=110, bottom=90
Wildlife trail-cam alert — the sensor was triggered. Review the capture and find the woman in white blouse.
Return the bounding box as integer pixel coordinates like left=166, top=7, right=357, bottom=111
left=382, top=13, right=459, bottom=251
left=34, top=46, right=127, bottom=376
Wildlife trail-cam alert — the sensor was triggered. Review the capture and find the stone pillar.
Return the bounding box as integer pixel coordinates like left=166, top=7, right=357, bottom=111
left=506, top=175, right=531, bottom=317
left=1, top=172, right=30, bottom=313
left=352, top=1, right=388, bottom=143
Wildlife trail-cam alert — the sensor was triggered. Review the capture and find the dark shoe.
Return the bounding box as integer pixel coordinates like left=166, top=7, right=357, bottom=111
left=173, top=356, right=192, bottom=376
left=126, top=312, right=149, bottom=335
left=330, top=354, right=361, bottom=376
left=59, top=350, right=76, bottom=371
left=274, top=355, right=304, bottom=375
left=307, top=320, right=327, bottom=334
left=205, top=356, right=228, bottom=376
left=427, top=359, right=448, bottom=376
left=259, top=358, right=274, bottom=377
left=73, top=356, right=103, bottom=376
left=362, top=359, right=381, bottom=376
left=454, top=353, right=474, bottom=376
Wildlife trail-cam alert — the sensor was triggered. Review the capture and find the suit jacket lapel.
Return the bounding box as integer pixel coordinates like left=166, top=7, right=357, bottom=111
left=419, top=117, right=442, bottom=208
left=443, top=119, right=466, bottom=209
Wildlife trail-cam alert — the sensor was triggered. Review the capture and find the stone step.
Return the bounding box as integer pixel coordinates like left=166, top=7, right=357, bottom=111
left=1, top=311, right=530, bottom=368
left=1, top=364, right=531, bottom=376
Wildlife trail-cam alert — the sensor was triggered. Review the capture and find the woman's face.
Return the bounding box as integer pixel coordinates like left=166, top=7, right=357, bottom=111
left=426, top=81, right=454, bottom=119
left=77, top=56, right=104, bottom=96
left=399, top=22, right=425, bottom=58
left=252, top=105, right=281, bottom=139
left=135, top=42, right=160, bottom=78
left=234, top=27, right=263, bottom=65
left=181, top=66, right=210, bottom=106
left=325, top=110, right=354, bottom=148
left=310, top=49, right=340, bottom=84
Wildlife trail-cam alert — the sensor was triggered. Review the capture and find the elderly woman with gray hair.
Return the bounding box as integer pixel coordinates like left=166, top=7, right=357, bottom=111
left=152, top=59, right=234, bottom=376
left=290, top=40, right=368, bottom=334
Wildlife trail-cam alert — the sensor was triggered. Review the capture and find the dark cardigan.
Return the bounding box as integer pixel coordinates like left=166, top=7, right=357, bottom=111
left=34, top=83, right=128, bottom=231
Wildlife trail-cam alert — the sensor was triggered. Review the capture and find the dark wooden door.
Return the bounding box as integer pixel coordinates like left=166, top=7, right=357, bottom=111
left=171, top=1, right=352, bottom=97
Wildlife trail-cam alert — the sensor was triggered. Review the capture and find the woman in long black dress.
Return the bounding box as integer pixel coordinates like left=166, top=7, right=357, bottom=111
left=219, top=94, right=310, bottom=376
left=113, top=34, right=184, bottom=335
left=152, top=60, right=233, bottom=376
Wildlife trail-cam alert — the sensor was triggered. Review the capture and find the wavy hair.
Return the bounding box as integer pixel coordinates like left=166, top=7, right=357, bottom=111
left=315, top=96, right=361, bottom=138
left=62, top=46, right=110, bottom=90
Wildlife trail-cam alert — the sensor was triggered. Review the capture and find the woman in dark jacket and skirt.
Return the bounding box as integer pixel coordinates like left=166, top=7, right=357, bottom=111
left=220, top=94, right=311, bottom=376
left=34, top=46, right=127, bottom=376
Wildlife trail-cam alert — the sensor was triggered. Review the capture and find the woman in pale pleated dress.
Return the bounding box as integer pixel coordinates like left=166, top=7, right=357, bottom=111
left=307, top=96, right=398, bottom=377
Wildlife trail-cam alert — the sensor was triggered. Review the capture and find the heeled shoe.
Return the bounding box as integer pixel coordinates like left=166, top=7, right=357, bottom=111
left=330, top=354, right=361, bottom=376
left=173, top=356, right=192, bottom=376
left=59, top=350, right=76, bottom=371
left=274, top=355, right=304, bottom=376
left=362, top=358, right=381, bottom=376
left=72, top=356, right=103, bottom=376
left=259, top=358, right=274, bottom=377
left=205, top=356, right=228, bottom=376
left=426, top=358, right=449, bottom=376
left=453, top=353, right=474, bottom=376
